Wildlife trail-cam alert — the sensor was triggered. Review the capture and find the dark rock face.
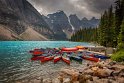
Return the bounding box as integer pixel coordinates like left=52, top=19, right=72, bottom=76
left=69, top=14, right=81, bottom=31
left=44, top=11, right=73, bottom=40
left=0, top=0, right=100, bottom=40
left=43, top=12, right=100, bottom=40
left=0, top=0, right=49, bottom=27
left=81, top=17, right=92, bottom=28
left=0, top=0, right=53, bottom=40
left=89, top=17, right=100, bottom=27
left=0, top=0, right=25, bottom=35
left=69, top=14, right=100, bottom=31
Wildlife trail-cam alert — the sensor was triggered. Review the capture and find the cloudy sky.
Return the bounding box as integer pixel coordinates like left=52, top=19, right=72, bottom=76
left=27, top=0, right=115, bottom=19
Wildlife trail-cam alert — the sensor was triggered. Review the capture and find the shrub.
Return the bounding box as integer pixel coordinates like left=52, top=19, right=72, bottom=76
left=117, top=43, right=124, bottom=50
left=111, top=49, right=124, bottom=62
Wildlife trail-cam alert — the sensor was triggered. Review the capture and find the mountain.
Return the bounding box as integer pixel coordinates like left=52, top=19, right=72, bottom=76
left=0, top=0, right=54, bottom=40
left=69, top=14, right=81, bottom=31
left=89, top=17, right=100, bottom=27
left=43, top=10, right=73, bottom=40
left=0, top=0, right=100, bottom=40
left=43, top=12, right=100, bottom=39
left=69, top=14, right=100, bottom=31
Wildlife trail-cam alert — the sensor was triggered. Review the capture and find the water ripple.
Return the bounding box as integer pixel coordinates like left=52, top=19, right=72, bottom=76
left=0, top=41, right=94, bottom=82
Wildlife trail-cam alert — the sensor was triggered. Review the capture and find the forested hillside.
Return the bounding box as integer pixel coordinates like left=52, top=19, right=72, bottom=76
left=71, top=0, right=124, bottom=49
left=70, top=28, right=98, bottom=42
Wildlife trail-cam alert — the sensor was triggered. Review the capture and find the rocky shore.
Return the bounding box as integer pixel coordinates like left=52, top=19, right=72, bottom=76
left=16, top=60, right=124, bottom=83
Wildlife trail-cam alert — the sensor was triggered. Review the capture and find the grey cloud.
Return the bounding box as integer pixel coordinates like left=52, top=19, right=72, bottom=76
left=80, top=0, right=115, bottom=13
left=27, top=0, right=115, bottom=19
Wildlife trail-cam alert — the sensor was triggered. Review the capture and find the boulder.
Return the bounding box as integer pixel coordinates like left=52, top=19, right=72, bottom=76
left=78, top=74, right=86, bottom=83
left=31, top=79, right=41, bottom=83
left=63, top=78, right=71, bottom=83
left=119, top=73, right=124, bottom=77
left=112, top=70, right=120, bottom=76
left=52, top=78, right=61, bottom=83
left=58, top=75, right=63, bottom=83
left=93, top=77, right=111, bottom=83
left=73, top=81, right=79, bottom=83
left=95, top=61, right=107, bottom=68
left=91, top=67, right=99, bottom=71
left=93, top=69, right=113, bottom=78
left=105, top=69, right=114, bottom=76
left=60, top=69, right=79, bottom=82
left=118, top=69, right=124, bottom=77
left=43, top=78, right=52, bottom=83
left=107, top=77, right=116, bottom=80
left=108, top=61, right=116, bottom=66
left=78, top=74, right=93, bottom=83
left=100, top=79, right=109, bottom=83
left=84, top=69, right=94, bottom=75
left=93, top=79, right=101, bottom=83
left=93, top=76, right=99, bottom=80
left=120, top=69, right=124, bottom=73
left=93, top=78, right=109, bottom=83
left=112, top=64, right=124, bottom=70
left=36, top=77, right=43, bottom=83
left=117, top=77, right=124, bottom=83
left=112, top=69, right=124, bottom=77
left=86, top=80, right=93, bottom=83
left=108, top=79, right=117, bottom=83
left=107, top=66, right=118, bottom=70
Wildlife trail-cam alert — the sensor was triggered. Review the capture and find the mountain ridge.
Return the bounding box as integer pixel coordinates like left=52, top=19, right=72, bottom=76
left=0, top=0, right=54, bottom=40
left=69, top=14, right=100, bottom=31
left=0, top=0, right=100, bottom=40
left=43, top=11, right=100, bottom=39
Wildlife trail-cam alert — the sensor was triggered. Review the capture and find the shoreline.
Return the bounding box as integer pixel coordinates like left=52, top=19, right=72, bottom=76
left=15, top=60, right=124, bottom=83
left=0, top=41, right=122, bottom=83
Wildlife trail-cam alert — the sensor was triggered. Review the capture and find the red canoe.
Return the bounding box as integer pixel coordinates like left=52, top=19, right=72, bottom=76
left=82, top=56, right=99, bottom=62
left=29, top=49, right=41, bottom=53
left=54, top=55, right=61, bottom=64
left=32, top=51, right=44, bottom=55
left=41, top=56, right=54, bottom=63
left=61, top=47, right=79, bottom=52
left=31, top=56, right=45, bottom=61
left=62, top=56, right=70, bottom=65
left=89, top=54, right=94, bottom=57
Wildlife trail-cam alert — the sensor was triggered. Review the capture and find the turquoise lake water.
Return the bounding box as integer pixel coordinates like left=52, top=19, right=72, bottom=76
left=0, top=41, right=94, bottom=82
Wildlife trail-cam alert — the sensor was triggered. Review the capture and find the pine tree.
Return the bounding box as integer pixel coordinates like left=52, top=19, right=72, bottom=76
left=98, top=11, right=108, bottom=46
left=98, top=6, right=117, bottom=47
left=115, top=0, right=124, bottom=46
left=107, top=6, right=116, bottom=47
left=115, top=0, right=121, bottom=36
left=118, top=19, right=124, bottom=49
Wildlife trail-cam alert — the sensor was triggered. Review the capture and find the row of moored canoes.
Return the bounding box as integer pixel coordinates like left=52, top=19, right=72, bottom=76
left=31, top=55, right=70, bottom=65
left=29, top=47, right=110, bottom=65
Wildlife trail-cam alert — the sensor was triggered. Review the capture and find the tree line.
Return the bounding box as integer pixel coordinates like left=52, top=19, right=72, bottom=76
left=71, top=0, right=124, bottom=49
left=70, top=28, right=98, bottom=42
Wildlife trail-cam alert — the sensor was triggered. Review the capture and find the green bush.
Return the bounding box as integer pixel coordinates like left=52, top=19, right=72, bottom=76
left=111, top=49, right=124, bottom=62
left=117, top=43, right=124, bottom=50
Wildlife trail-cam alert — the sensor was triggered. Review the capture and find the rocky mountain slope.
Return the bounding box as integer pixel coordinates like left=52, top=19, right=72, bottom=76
left=43, top=11, right=73, bottom=40
left=0, top=24, right=20, bottom=40
left=20, top=27, right=49, bottom=41
left=0, top=0, right=54, bottom=40
left=43, top=11, right=100, bottom=39
left=0, top=0, right=100, bottom=40
left=69, top=14, right=100, bottom=31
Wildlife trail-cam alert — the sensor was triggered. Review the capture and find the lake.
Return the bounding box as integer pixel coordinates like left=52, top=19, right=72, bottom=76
left=0, top=41, right=94, bottom=83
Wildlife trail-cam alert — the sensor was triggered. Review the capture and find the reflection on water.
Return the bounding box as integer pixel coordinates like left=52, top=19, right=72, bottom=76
left=0, top=41, right=94, bottom=82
